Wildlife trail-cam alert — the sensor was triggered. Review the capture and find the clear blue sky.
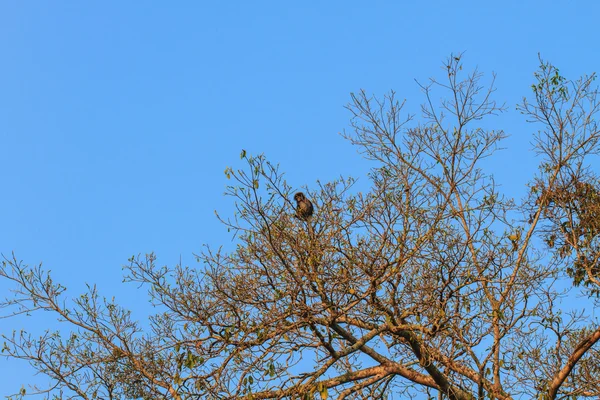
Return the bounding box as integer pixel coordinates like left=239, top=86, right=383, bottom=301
left=1, top=1, right=599, bottom=395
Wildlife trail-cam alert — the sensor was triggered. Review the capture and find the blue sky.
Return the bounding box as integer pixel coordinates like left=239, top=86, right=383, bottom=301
left=1, top=1, right=600, bottom=395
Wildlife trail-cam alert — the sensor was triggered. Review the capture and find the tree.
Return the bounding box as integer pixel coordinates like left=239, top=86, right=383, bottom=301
left=2, top=55, right=600, bottom=400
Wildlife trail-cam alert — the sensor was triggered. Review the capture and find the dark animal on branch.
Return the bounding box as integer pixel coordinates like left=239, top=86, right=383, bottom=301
left=294, top=192, right=314, bottom=221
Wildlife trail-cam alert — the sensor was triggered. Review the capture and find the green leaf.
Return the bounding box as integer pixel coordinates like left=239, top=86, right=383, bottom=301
left=240, top=149, right=246, bottom=159
left=268, top=362, right=275, bottom=377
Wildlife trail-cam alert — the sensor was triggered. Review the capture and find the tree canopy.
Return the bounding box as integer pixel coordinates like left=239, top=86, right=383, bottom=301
left=2, top=55, right=600, bottom=400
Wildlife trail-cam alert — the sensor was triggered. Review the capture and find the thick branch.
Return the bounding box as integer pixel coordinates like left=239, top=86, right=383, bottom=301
left=547, top=326, right=600, bottom=399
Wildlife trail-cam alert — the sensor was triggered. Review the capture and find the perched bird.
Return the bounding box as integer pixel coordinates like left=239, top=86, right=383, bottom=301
left=294, top=192, right=314, bottom=221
